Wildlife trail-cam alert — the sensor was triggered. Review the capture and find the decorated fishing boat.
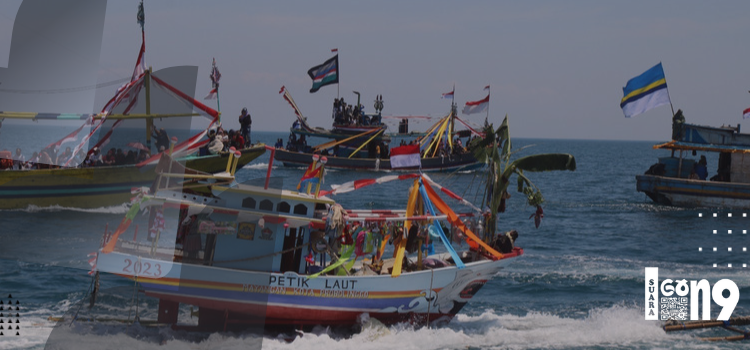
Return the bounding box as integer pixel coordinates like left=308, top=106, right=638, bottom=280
left=89, top=117, right=576, bottom=330
left=0, top=2, right=265, bottom=210
left=637, top=110, right=750, bottom=208
left=276, top=87, right=486, bottom=172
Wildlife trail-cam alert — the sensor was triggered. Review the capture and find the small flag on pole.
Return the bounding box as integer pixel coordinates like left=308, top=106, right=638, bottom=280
left=204, top=58, right=221, bottom=100
left=331, top=48, right=338, bottom=53
left=620, top=63, right=671, bottom=118
left=204, top=88, right=218, bottom=100
left=308, top=55, right=339, bottom=93
left=462, top=94, right=490, bottom=115
left=441, top=89, right=454, bottom=99
left=136, top=0, right=145, bottom=30
left=484, top=85, right=490, bottom=91
left=743, top=107, right=750, bottom=119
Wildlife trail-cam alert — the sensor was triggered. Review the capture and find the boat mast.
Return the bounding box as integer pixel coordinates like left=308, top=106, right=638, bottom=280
left=145, top=66, right=153, bottom=151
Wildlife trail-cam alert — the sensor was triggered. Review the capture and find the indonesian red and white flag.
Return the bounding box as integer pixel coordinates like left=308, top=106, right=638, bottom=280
left=743, top=107, right=750, bottom=119
left=204, top=87, right=218, bottom=100
left=462, top=94, right=489, bottom=115
left=132, top=32, right=147, bottom=82
left=389, top=144, right=421, bottom=168
left=441, top=89, right=454, bottom=99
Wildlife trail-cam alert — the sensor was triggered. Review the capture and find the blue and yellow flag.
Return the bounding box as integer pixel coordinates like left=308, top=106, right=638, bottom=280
left=620, top=63, right=671, bottom=118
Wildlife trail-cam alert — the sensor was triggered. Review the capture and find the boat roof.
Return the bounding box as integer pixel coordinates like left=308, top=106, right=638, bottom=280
left=654, top=140, right=750, bottom=153
left=213, top=183, right=336, bottom=205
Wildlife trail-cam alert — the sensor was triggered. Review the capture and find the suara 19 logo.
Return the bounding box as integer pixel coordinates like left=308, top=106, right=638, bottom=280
left=645, top=267, right=739, bottom=321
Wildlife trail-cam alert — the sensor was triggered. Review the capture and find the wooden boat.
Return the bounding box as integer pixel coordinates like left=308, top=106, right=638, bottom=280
left=277, top=88, right=485, bottom=172
left=636, top=111, right=750, bottom=208
left=274, top=147, right=483, bottom=172
left=0, top=145, right=265, bottom=209
left=0, top=67, right=266, bottom=210
left=91, top=117, right=576, bottom=330
left=0, top=10, right=265, bottom=210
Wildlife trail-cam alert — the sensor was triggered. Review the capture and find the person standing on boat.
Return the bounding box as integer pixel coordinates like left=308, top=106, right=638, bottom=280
left=153, top=128, right=170, bottom=152
left=12, top=148, right=25, bottom=170
left=239, top=107, right=252, bottom=147
left=694, top=155, right=708, bottom=180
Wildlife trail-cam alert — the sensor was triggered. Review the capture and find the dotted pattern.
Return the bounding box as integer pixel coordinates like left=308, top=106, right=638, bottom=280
left=698, top=213, right=748, bottom=268
left=0, top=294, right=20, bottom=336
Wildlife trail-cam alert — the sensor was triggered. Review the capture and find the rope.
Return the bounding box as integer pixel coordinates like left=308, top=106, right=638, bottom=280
left=0, top=77, right=130, bottom=94
left=69, top=273, right=96, bottom=326
left=426, top=269, right=434, bottom=328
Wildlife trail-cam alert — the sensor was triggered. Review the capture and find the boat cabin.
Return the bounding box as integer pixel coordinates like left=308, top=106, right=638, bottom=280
left=153, top=183, right=333, bottom=274
left=648, top=122, right=750, bottom=183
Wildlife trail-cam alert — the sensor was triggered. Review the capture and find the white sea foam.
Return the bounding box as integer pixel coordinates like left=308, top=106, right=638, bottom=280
left=242, top=162, right=277, bottom=170
left=261, top=306, right=682, bottom=350
left=6, top=305, right=705, bottom=350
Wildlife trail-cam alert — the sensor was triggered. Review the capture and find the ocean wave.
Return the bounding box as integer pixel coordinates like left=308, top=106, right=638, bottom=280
left=261, top=306, right=679, bottom=350
left=8, top=302, right=738, bottom=350
left=242, top=162, right=277, bottom=170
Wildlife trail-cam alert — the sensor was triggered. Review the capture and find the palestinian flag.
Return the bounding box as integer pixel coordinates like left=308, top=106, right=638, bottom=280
left=307, top=55, right=338, bottom=93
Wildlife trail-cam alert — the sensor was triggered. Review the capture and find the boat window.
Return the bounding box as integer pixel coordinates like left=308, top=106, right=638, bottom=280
left=293, top=203, right=308, bottom=215
left=277, top=201, right=291, bottom=213
left=314, top=203, right=326, bottom=211
left=259, top=199, right=274, bottom=211
left=242, top=197, right=256, bottom=209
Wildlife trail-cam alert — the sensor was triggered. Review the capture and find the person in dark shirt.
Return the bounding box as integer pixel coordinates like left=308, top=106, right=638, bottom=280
left=153, top=128, right=170, bottom=151
left=239, top=107, right=252, bottom=147
left=492, top=230, right=518, bottom=253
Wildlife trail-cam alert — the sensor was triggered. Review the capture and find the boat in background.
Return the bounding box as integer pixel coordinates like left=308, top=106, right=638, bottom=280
left=275, top=87, right=486, bottom=172
left=636, top=111, right=750, bottom=208
left=0, top=3, right=266, bottom=210
left=0, top=65, right=266, bottom=210
left=0, top=142, right=265, bottom=210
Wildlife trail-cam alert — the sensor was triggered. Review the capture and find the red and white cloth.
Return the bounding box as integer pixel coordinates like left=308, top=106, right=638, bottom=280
left=204, top=87, right=218, bottom=100
left=462, top=94, right=489, bottom=115
left=389, top=144, right=421, bottom=168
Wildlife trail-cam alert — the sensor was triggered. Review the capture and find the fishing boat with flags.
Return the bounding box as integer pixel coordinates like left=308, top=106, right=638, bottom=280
left=0, top=1, right=264, bottom=210
left=86, top=116, right=575, bottom=330
left=621, top=63, right=750, bottom=208
left=274, top=82, right=491, bottom=172
left=636, top=112, right=750, bottom=208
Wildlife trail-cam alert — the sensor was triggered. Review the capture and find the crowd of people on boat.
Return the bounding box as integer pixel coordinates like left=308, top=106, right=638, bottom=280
left=284, top=133, right=309, bottom=153
left=280, top=129, right=478, bottom=160
left=199, top=127, right=249, bottom=156
left=0, top=124, right=253, bottom=171
left=0, top=145, right=155, bottom=170
left=332, top=97, right=382, bottom=127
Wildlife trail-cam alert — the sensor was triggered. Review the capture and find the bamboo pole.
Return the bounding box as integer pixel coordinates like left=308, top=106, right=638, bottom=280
left=313, top=127, right=380, bottom=151
left=348, top=129, right=384, bottom=159
left=422, top=118, right=446, bottom=157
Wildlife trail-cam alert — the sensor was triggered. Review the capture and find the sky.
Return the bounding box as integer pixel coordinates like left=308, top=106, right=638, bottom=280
left=1, top=0, right=750, bottom=141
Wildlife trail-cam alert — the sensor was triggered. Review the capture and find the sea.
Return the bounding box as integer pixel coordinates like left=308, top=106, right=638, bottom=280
left=0, top=126, right=748, bottom=349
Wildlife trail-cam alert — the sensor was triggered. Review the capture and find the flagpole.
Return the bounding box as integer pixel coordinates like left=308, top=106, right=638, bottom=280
left=661, top=62, right=676, bottom=116
left=216, top=88, right=221, bottom=114
left=486, top=85, right=490, bottom=124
